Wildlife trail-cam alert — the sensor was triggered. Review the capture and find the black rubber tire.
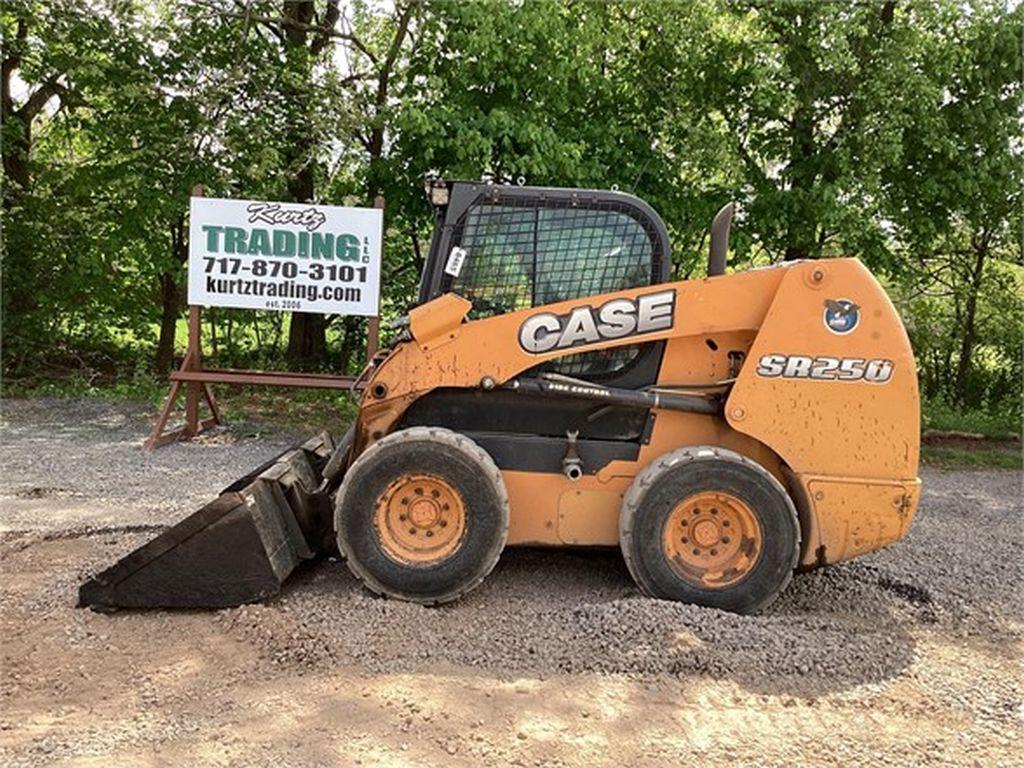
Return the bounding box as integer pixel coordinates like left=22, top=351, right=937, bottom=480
left=619, top=446, right=800, bottom=614
left=334, top=427, right=509, bottom=605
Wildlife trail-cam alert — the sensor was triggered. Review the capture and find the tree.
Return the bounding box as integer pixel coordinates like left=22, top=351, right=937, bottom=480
left=0, top=1, right=95, bottom=196
left=885, top=1, right=1023, bottom=405
left=387, top=1, right=704, bottom=272
left=2, top=0, right=1019, bottom=421
left=662, top=0, right=918, bottom=267
left=190, top=0, right=417, bottom=369
left=1, top=1, right=119, bottom=372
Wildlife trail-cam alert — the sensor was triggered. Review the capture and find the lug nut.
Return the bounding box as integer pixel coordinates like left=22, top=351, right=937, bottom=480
left=722, top=536, right=730, bottom=544
left=426, top=530, right=434, bottom=538
left=399, top=514, right=407, bottom=522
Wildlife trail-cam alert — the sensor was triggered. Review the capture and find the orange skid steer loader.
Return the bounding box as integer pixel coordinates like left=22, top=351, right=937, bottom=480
left=80, top=181, right=921, bottom=614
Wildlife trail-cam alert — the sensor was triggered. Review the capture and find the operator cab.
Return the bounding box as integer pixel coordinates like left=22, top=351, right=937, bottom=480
left=417, top=179, right=671, bottom=382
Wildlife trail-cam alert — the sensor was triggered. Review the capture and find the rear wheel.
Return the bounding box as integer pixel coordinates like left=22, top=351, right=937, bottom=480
left=619, top=446, right=799, bottom=614
left=334, top=427, right=509, bottom=604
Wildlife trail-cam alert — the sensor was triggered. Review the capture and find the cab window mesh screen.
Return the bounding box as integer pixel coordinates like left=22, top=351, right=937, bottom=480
left=447, top=197, right=661, bottom=378
left=449, top=205, right=535, bottom=316
left=451, top=203, right=654, bottom=315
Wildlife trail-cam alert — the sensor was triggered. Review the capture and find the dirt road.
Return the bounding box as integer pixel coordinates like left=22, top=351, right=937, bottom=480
left=1, top=398, right=1021, bottom=767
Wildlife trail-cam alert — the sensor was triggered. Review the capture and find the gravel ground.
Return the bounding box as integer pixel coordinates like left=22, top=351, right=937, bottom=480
left=0, top=398, right=293, bottom=533
left=1, top=397, right=1022, bottom=767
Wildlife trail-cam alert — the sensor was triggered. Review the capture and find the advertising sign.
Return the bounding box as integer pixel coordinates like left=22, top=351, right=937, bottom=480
left=187, top=197, right=382, bottom=316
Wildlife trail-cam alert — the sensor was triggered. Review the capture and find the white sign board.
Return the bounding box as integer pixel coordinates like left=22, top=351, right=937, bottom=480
left=188, top=197, right=382, bottom=316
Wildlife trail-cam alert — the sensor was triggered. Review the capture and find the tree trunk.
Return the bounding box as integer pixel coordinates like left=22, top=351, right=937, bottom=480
left=1, top=121, right=30, bottom=195
left=779, top=6, right=817, bottom=262
left=2, top=20, right=74, bottom=200
left=283, top=153, right=327, bottom=368
left=287, top=312, right=328, bottom=367
left=154, top=217, right=189, bottom=372
left=953, top=245, right=987, bottom=405
left=209, top=309, right=219, bottom=358
left=1, top=20, right=31, bottom=200
left=154, top=272, right=180, bottom=373
left=338, top=315, right=362, bottom=374
left=282, top=0, right=327, bottom=369
left=783, top=104, right=817, bottom=261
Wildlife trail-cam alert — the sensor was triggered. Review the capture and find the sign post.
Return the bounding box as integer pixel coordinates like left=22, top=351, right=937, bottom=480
left=145, top=189, right=384, bottom=450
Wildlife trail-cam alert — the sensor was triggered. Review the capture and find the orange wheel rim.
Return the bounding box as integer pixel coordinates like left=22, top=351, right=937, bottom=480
left=662, top=491, right=762, bottom=588
left=373, top=474, right=467, bottom=566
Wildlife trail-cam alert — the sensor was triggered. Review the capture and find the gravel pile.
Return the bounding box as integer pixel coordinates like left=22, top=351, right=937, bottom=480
left=218, top=549, right=933, bottom=694
left=219, top=455, right=1021, bottom=699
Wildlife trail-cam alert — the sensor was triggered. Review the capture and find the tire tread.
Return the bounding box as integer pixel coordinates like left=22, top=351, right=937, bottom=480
left=619, top=446, right=800, bottom=612
left=334, top=427, right=509, bottom=605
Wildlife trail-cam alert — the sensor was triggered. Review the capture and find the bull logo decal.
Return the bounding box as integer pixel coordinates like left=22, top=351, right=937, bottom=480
left=823, top=298, right=860, bottom=335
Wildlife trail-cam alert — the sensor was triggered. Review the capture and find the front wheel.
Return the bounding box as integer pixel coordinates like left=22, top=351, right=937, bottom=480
left=334, top=427, right=509, bottom=605
left=619, top=447, right=800, bottom=614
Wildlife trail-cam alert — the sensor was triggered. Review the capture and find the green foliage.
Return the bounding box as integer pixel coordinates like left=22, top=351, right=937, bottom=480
left=1, top=0, right=1020, bottom=428
left=922, top=397, right=1020, bottom=441
left=668, top=1, right=918, bottom=269
left=901, top=260, right=1024, bottom=411
left=217, top=387, right=359, bottom=438
left=5, top=367, right=169, bottom=406
left=920, top=445, right=1022, bottom=471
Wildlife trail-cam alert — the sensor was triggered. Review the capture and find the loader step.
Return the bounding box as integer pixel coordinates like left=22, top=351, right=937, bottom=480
left=78, top=433, right=336, bottom=611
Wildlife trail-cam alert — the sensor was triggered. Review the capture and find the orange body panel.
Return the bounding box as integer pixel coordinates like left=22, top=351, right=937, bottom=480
left=798, top=475, right=920, bottom=564
left=725, top=260, right=919, bottom=478
left=354, top=257, right=921, bottom=567
left=725, top=259, right=920, bottom=564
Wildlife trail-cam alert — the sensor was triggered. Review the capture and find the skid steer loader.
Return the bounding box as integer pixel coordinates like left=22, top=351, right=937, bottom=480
left=79, top=180, right=921, bottom=614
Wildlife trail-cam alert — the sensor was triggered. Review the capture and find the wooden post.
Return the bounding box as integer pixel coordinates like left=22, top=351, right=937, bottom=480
left=184, top=185, right=207, bottom=437
left=184, top=305, right=202, bottom=436
left=367, top=195, right=385, bottom=360
left=144, top=186, right=223, bottom=450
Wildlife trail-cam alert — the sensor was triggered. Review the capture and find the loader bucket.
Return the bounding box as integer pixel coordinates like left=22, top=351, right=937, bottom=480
left=79, top=433, right=338, bottom=611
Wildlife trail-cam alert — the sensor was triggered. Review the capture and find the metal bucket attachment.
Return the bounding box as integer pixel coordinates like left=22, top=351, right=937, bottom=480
left=79, top=433, right=337, bottom=611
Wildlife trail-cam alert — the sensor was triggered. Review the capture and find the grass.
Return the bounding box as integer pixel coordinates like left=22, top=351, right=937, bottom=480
left=921, top=397, right=1020, bottom=440
left=3, top=371, right=359, bottom=438
left=920, top=445, right=1022, bottom=470
left=218, top=387, right=358, bottom=437
left=919, top=398, right=1021, bottom=469
left=5, top=371, right=170, bottom=408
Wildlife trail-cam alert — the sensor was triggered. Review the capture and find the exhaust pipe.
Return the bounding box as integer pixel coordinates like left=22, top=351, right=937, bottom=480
left=707, top=202, right=735, bottom=277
